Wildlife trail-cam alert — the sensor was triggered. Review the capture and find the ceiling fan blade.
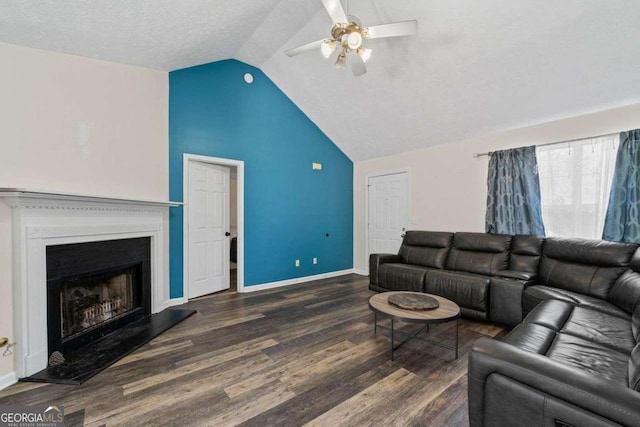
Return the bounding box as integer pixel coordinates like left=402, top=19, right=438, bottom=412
left=365, top=20, right=418, bottom=39
left=349, top=54, right=367, bottom=77
left=285, top=39, right=325, bottom=57
left=321, top=0, right=348, bottom=25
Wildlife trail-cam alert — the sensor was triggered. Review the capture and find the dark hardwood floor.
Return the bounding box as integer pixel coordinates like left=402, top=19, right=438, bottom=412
left=0, top=274, right=505, bottom=426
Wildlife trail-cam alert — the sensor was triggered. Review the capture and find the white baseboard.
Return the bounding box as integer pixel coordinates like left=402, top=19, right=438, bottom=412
left=240, top=269, right=355, bottom=293
left=162, top=297, right=188, bottom=310
left=353, top=269, right=369, bottom=276
left=0, top=371, right=17, bottom=391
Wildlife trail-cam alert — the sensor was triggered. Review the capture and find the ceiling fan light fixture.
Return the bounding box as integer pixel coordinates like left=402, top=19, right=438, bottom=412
left=357, top=47, right=372, bottom=63
left=284, top=0, right=418, bottom=77
left=335, top=51, right=347, bottom=69
left=320, top=40, right=336, bottom=58
left=347, top=32, right=363, bottom=50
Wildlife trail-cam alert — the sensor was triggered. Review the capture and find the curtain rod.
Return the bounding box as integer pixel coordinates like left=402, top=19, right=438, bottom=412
left=473, top=131, right=619, bottom=158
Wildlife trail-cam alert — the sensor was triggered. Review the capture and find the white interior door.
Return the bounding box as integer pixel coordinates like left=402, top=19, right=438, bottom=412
left=368, top=172, right=409, bottom=256
left=188, top=161, right=230, bottom=298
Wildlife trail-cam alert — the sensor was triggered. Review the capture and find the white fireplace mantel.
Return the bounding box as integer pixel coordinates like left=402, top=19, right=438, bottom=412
left=0, top=188, right=182, bottom=378
left=0, top=188, right=181, bottom=209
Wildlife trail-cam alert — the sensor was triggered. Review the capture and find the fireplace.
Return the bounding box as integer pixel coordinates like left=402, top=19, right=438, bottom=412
left=0, top=189, right=179, bottom=378
left=46, top=238, right=151, bottom=358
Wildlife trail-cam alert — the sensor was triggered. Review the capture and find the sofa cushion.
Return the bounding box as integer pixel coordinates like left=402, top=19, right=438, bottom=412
left=546, top=333, right=629, bottom=385
left=523, top=299, right=574, bottom=331
left=630, top=342, right=640, bottom=391
left=425, top=270, right=489, bottom=312
left=503, top=322, right=556, bottom=354
left=459, top=307, right=489, bottom=322
left=369, top=253, right=401, bottom=286
left=496, top=270, right=535, bottom=281
left=560, top=306, right=635, bottom=354
left=377, top=263, right=428, bottom=292
left=521, top=300, right=632, bottom=387
left=608, top=249, right=640, bottom=315
left=403, top=230, right=453, bottom=248
left=398, top=231, right=453, bottom=269
left=509, top=234, right=544, bottom=274
left=445, top=232, right=511, bottom=276
left=523, top=285, right=630, bottom=319
left=538, top=237, right=637, bottom=300
left=542, top=237, right=638, bottom=266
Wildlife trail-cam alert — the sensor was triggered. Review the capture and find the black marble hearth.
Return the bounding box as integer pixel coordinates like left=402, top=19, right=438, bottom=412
left=21, top=309, right=196, bottom=385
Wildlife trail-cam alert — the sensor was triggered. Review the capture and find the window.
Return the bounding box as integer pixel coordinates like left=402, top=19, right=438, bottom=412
left=537, top=135, right=618, bottom=239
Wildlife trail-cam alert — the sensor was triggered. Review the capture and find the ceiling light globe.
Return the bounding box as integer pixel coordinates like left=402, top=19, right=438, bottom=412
left=320, top=40, right=336, bottom=59
left=347, top=32, right=362, bottom=50
left=335, top=52, right=347, bottom=70
left=358, top=47, right=372, bottom=63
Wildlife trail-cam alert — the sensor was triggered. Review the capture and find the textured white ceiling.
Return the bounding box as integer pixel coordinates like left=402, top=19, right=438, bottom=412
left=2, top=1, right=640, bottom=161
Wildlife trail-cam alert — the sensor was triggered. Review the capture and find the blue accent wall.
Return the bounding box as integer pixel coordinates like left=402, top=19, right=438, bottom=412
left=169, top=59, right=353, bottom=297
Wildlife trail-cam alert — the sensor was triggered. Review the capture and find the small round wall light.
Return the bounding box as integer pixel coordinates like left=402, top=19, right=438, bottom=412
left=243, top=73, right=254, bottom=84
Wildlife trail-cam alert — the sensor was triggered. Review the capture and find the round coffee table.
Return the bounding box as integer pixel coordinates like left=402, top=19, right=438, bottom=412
left=368, top=291, right=460, bottom=360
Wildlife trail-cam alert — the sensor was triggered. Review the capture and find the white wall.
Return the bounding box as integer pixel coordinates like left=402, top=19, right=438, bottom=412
left=354, top=102, right=640, bottom=273
left=0, top=42, right=168, bottom=382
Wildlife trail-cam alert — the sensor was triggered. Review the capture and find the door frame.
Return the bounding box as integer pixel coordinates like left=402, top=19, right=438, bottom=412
left=364, top=168, right=411, bottom=271
left=183, top=154, right=245, bottom=295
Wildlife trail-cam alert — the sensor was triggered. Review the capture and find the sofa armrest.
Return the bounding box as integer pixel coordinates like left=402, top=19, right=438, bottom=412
left=496, top=270, right=536, bottom=281
left=369, top=253, right=401, bottom=286
left=468, top=337, right=640, bottom=427
left=489, top=274, right=538, bottom=327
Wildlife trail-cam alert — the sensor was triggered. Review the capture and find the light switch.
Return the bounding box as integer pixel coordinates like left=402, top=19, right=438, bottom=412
left=312, top=163, right=323, bottom=171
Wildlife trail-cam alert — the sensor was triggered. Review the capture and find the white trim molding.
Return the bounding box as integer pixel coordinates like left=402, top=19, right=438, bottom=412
left=0, top=190, right=179, bottom=378
left=183, top=154, right=245, bottom=296
left=352, top=269, right=369, bottom=276
left=164, top=296, right=188, bottom=309
left=241, top=269, right=355, bottom=293
left=0, top=371, right=18, bottom=391
left=0, top=188, right=180, bottom=210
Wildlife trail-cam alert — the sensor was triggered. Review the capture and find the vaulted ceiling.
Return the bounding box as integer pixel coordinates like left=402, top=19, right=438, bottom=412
left=2, top=1, right=640, bottom=161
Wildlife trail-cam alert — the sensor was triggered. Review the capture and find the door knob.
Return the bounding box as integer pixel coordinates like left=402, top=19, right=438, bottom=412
left=225, top=232, right=231, bottom=237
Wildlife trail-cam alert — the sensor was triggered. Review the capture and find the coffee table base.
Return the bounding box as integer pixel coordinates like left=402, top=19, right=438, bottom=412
left=373, top=312, right=459, bottom=361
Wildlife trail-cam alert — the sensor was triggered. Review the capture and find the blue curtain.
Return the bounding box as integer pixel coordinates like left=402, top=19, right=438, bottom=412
left=602, top=129, right=640, bottom=243
left=485, top=146, right=546, bottom=235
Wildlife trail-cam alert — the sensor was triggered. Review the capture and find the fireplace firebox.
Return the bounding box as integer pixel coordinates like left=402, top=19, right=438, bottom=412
left=46, top=238, right=151, bottom=358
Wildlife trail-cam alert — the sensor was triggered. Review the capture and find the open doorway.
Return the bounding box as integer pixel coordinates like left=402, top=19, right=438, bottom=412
left=183, top=154, right=245, bottom=299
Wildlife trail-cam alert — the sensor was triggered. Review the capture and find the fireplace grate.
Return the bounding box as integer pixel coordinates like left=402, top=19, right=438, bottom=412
left=61, top=267, right=135, bottom=340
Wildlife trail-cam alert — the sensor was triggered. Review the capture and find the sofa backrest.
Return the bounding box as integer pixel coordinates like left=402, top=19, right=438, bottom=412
left=609, top=249, right=640, bottom=315
left=509, top=235, right=544, bottom=274
left=538, top=238, right=638, bottom=301
left=398, top=231, right=454, bottom=269
left=445, top=232, right=511, bottom=276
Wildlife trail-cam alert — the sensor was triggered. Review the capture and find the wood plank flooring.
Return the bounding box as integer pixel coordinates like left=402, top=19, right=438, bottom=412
left=0, top=274, right=505, bottom=426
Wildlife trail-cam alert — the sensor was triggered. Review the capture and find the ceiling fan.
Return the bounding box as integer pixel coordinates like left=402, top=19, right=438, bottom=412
left=285, top=0, right=418, bottom=77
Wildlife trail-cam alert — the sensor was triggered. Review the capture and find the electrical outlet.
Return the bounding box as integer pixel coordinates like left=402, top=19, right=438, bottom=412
left=295, top=259, right=300, bottom=267
left=313, top=257, right=318, bottom=265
